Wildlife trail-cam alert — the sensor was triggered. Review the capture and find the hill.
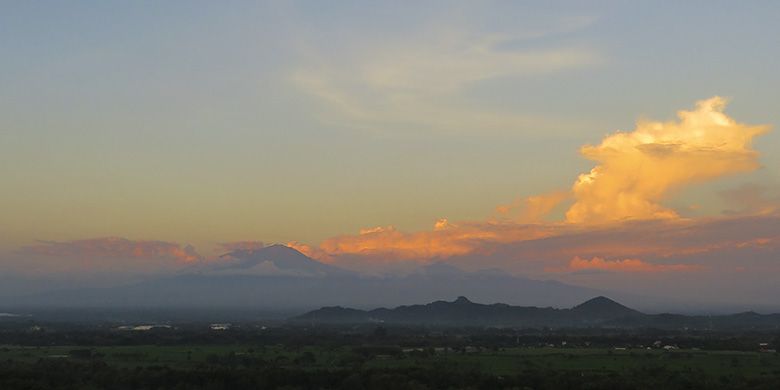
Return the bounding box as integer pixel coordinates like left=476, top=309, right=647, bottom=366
left=293, top=296, right=780, bottom=329
left=294, top=296, right=643, bottom=327
left=571, top=296, right=640, bottom=321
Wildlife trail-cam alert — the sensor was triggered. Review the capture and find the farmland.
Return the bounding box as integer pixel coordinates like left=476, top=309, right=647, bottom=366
left=1, top=326, right=779, bottom=389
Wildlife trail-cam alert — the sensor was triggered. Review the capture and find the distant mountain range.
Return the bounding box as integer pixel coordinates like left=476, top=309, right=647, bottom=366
left=294, top=296, right=780, bottom=330
left=5, top=245, right=623, bottom=310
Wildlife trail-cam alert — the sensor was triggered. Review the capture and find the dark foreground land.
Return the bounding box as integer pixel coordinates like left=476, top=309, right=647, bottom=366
left=1, top=321, right=779, bottom=389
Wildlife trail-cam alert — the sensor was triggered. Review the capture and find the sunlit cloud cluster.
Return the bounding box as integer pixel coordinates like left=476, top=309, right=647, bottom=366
left=314, top=220, right=560, bottom=261
left=4, top=98, right=776, bottom=284
left=298, top=97, right=773, bottom=271
left=566, top=97, right=769, bottom=224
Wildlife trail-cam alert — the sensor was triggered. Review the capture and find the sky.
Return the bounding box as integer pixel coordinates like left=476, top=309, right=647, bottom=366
left=1, top=1, right=779, bottom=304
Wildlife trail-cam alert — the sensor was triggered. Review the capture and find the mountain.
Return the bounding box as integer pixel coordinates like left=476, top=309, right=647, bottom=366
left=417, top=262, right=465, bottom=277
left=294, top=296, right=642, bottom=327
left=571, top=296, right=640, bottom=320
left=207, top=244, right=349, bottom=277
left=6, top=246, right=619, bottom=311
left=294, top=296, right=780, bottom=329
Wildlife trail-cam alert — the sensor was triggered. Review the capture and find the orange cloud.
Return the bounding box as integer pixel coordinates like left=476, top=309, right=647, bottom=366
left=497, top=191, right=569, bottom=222
left=301, top=97, right=772, bottom=263
left=561, top=256, right=704, bottom=273
left=22, top=237, right=201, bottom=263
left=317, top=221, right=560, bottom=261
left=566, top=97, right=769, bottom=224
left=735, top=237, right=777, bottom=249
left=286, top=241, right=331, bottom=262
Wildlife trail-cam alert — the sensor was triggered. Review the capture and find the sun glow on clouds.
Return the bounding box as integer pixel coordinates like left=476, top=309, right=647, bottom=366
left=566, top=97, right=769, bottom=224
left=316, top=221, right=559, bottom=261
left=560, top=256, right=705, bottom=273
left=10, top=98, right=775, bottom=278
left=497, top=191, right=570, bottom=223
left=303, top=97, right=773, bottom=265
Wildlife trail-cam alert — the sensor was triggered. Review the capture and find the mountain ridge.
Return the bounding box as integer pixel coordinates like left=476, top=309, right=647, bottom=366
left=293, top=296, right=780, bottom=330
left=4, top=246, right=635, bottom=311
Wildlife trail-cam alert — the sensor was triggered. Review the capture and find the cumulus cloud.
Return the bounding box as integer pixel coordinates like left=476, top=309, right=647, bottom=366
left=565, top=97, right=770, bottom=224
left=300, top=97, right=772, bottom=265
left=9, top=96, right=774, bottom=293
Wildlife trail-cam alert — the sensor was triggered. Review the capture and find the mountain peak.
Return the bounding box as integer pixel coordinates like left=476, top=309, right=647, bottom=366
left=294, top=296, right=648, bottom=327
left=572, top=296, right=639, bottom=318
left=214, top=244, right=346, bottom=276
left=575, top=296, right=622, bottom=307
left=261, top=244, right=303, bottom=254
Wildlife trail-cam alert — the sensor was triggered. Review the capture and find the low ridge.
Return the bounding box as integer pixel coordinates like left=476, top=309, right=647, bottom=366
left=294, top=296, right=640, bottom=327
left=293, top=296, right=780, bottom=329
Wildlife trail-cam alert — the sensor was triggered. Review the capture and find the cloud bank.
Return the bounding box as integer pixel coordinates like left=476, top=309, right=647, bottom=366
left=561, top=256, right=705, bottom=273
left=22, top=237, right=200, bottom=263
left=299, top=97, right=772, bottom=268
left=8, top=237, right=202, bottom=276
left=4, top=97, right=776, bottom=303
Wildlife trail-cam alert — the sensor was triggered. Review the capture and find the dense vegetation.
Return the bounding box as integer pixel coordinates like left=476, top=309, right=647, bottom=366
left=0, top=322, right=778, bottom=389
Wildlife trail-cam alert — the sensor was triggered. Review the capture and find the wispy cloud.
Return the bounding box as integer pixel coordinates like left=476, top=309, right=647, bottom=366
left=291, top=14, right=602, bottom=136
